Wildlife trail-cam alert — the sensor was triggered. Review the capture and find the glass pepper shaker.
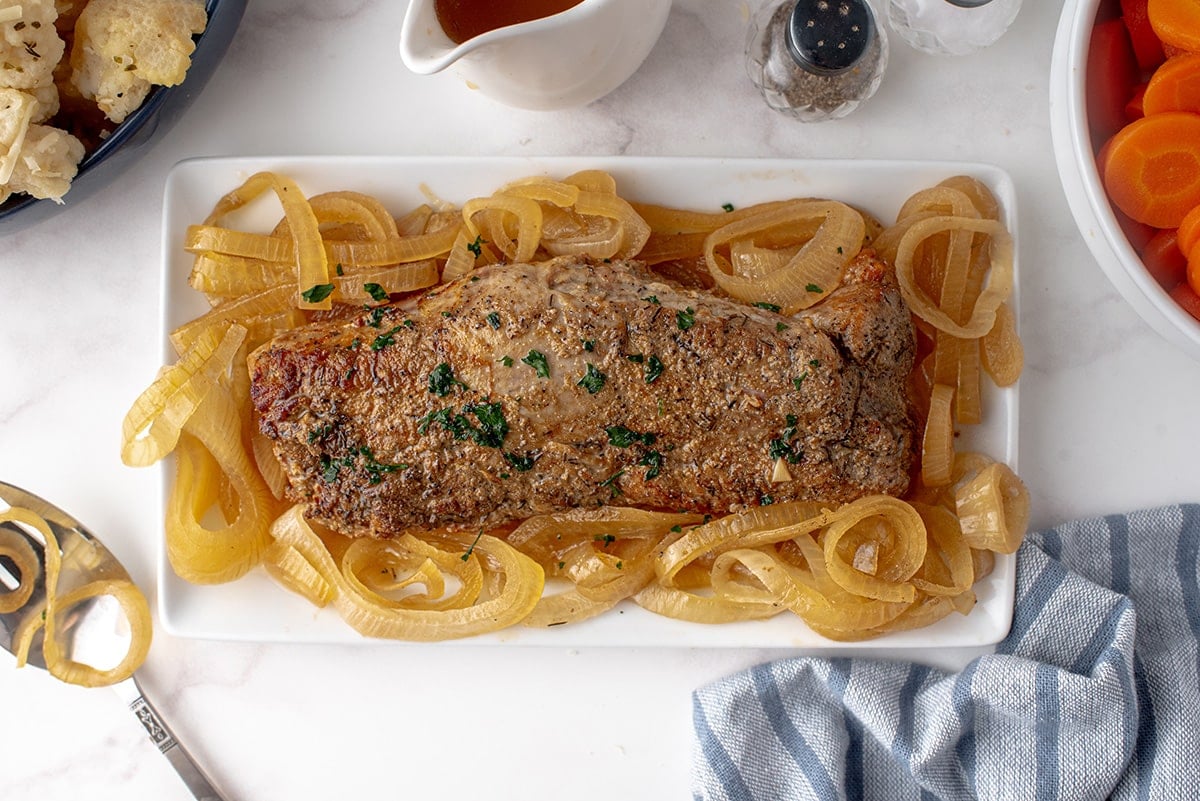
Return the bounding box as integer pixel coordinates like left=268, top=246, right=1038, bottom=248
left=745, top=0, right=888, bottom=122
left=886, top=0, right=1023, bottom=56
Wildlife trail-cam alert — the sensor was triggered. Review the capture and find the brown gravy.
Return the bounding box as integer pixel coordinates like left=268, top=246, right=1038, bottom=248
left=434, top=0, right=585, bottom=44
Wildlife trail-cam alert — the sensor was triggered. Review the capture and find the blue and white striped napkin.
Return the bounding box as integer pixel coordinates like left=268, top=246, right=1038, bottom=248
left=692, top=505, right=1200, bottom=801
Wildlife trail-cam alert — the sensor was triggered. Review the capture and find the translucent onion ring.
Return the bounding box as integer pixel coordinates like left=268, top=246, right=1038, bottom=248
left=703, top=200, right=864, bottom=313
left=894, top=215, right=1014, bottom=338
left=0, top=507, right=151, bottom=687
left=164, top=375, right=276, bottom=585
left=921, top=383, right=956, bottom=488
left=0, top=522, right=38, bottom=613
left=462, top=194, right=543, bottom=263
left=821, top=496, right=927, bottom=603
left=955, top=462, right=1030, bottom=555
left=981, top=301, right=1024, bottom=387
left=120, top=323, right=247, bottom=468
left=267, top=506, right=544, bottom=641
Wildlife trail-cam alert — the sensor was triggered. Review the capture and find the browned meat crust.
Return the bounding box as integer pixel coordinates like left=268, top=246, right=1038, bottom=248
left=249, top=253, right=916, bottom=538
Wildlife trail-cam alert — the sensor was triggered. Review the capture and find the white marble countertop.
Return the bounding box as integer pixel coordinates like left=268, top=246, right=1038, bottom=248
left=3, top=1, right=1199, bottom=799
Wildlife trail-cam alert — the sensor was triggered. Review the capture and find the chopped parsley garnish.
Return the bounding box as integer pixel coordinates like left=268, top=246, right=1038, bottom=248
left=577, top=363, right=606, bottom=394
left=428, top=362, right=468, bottom=397
left=809, top=359, right=821, bottom=368
left=301, top=283, right=335, bottom=303
left=642, top=295, right=661, bottom=305
left=418, top=407, right=471, bottom=439
left=403, top=319, right=415, bottom=328
left=768, top=414, right=803, bottom=464
left=594, top=534, right=617, bottom=549
left=465, top=402, right=508, bottom=448
left=467, top=235, right=485, bottom=258
left=606, top=425, right=656, bottom=449
left=504, top=451, right=537, bottom=472
left=335, top=263, right=345, bottom=276
left=669, top=525, right=683, bottom=533
left=441, top=311, right=453, bottom=318
left=760, top=495, right=775, bottom=506
left=776, top=322, right=790, bottom=332
left=522, top=349, right=551, bottom=378
left=599, top=469, right=625, bottom=496
left=722, top=202, right=735, bottom=212
left=753, top=301, right=782, bottom=312
left=793, top=373, right=808, bottom=390
left=499, top=355, right=514, bottom=367
left=349, top=338, right=362, bottom=350
left=417, top=402, right=509, bottom=449
left=645, top=355, right=664, bottom=383
left=364, top=283, right=389, bottom=302
left=319, top=447, right=406, bottom=486
left=486, top=311, right=501, bottom=330
left=626, top=353, right=644, bottom=364
left=307, top=424, right=333, bottom=444
left=676, top=307, right=696, bottom=331
left=582, top=339, right=595, bottom=352
left=365, top=306, right=387, bottom=328
left=806, top=283, right=824, bottom=293
left=371, top=325, right=405, bottom=350
left=638, top=450, right=664, bottom=480
left=461, top=529, right=484, bottom=562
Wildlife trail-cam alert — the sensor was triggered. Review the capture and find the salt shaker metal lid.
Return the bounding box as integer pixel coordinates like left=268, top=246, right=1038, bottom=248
left=886, top=0, right=1023, bottom=56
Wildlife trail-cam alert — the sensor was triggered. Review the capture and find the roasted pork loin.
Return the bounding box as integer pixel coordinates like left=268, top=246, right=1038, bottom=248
left=249, top=253, right=916, bottom=538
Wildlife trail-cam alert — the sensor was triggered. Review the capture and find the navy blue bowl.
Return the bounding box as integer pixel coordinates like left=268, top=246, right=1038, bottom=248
left=0, top=0, right=246, bottom=234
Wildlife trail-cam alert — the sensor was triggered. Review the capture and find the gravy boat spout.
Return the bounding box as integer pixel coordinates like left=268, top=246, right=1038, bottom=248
left=398, top=0, right=672, bottom=111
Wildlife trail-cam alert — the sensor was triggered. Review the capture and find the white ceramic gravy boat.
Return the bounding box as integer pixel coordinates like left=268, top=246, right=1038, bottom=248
left=399, top=0, right=673, bottom=110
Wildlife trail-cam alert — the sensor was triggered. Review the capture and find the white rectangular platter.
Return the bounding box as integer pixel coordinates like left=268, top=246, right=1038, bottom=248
left=159, top=155, right=1019, bottom=648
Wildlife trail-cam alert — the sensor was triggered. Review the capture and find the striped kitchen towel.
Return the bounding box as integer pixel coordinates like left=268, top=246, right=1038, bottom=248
left=692, top=505, right=1200, bottom=801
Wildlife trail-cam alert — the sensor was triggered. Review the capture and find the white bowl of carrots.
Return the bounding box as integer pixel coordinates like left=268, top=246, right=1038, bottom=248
left=1051, top=0, right=1200, bottom=359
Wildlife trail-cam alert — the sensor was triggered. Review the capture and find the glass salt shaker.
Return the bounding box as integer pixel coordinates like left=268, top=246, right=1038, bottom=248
left=886, top=0, right=1023, bottom=56
left=745, top=0, right=888, bottom=122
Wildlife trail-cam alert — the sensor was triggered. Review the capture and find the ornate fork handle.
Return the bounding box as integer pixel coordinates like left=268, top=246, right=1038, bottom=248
left=111, top=675, right=229, bottom=801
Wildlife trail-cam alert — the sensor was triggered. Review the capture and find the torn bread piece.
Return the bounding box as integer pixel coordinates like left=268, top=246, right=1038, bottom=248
left=69, top=0, right=206, bottom=124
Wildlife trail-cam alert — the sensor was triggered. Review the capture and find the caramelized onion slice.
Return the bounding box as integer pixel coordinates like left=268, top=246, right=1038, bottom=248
left=164, top=376, right=276, bottom=585
left=0, top=507, right=151, bottom=687
left=894, top=216, right=1014, bottom=338
left=821, top=496, right=927, bottom=603
left=981, top=301, right=1024, bottom=387
left=921, top=383, right=956, bottom=488
left=955, top=462, right=1030, bottom=554
left=267, top=506, right=544, bottom=641
left=120, top=323, right=247, bottom=468
left=703, top=200, right=864, bottom=313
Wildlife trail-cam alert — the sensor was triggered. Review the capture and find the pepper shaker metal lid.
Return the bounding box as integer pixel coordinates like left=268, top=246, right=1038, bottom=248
left=745, top=0, right=887, bottom=122
left=786, top=0, right=876, bottom=74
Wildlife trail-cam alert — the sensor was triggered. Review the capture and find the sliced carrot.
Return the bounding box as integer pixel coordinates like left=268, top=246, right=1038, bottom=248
left=1126, top=83, right=1148, bottom=120
left=1179, top=203, right=1200, bottom=257
left=1143, top=52, right=1200, bottom=114
left=1102, top=111, right=1200, bottom=227
left=1169, top=279, right=1200, bottom=322
left=1189, top=249, right=1200, bottom=294
left=1123, top=0, right=1168, bottom=71
left=1088, top=19, right=1142, bottom=146
left=1141, top=227, right=1188, bottom=288
left=1148, top=0, right=1200, bottom=53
